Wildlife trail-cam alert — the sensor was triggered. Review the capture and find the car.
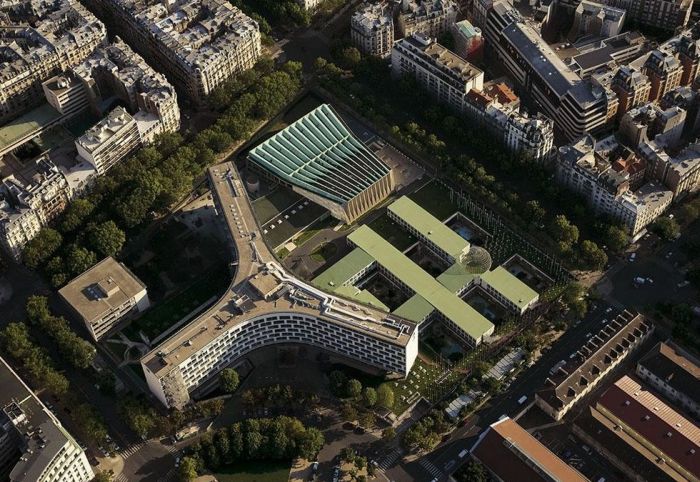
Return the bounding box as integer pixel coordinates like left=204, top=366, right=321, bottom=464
left=517, top=395, right=528, bottom=405
left=585, top=332, right=592, bottom=338
left=312, top=461, right=319, bottom=472
left=646, top=278, right=654, bottom=284
left=629, top=252, right=637, bottom=261
left=678, top=280, right=691, bottom=288
left=666, top=251, right=673, bottom=259
left=601, top=318, right=608, bottom=324
left=458, top=449, right=469, bottom=459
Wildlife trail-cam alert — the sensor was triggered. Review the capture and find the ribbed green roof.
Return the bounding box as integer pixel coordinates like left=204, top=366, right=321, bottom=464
left=248, top=104, right=390, bottom=204
left=480, top=266, right=539, bottom=310
left=388, top=196, right=470, bottom=261
left=348, top=225, right=494, bottom=341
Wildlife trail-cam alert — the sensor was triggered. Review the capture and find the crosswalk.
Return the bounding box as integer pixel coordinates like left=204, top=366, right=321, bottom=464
left=418, top=457, right=442, bottom=479
left=118, top=442, right=145, bottom=460
left=114, top=474, right=128, bottom=482
left=377, top=447, right=402, bottom=469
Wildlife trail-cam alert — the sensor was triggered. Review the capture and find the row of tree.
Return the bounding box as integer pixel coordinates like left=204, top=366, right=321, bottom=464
left=23, top=61, right=304, bottom=286
left=25, top=296, right=95, bottom=369
left=180, top=416, right=325, bottom=480
left=328, top=370, right=395, bottom=409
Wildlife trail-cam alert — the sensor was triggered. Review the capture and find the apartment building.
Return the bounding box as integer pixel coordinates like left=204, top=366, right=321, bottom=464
left=620, top=103, right=687, bottom=148
left=0, top=357, right=93, bottom=482
left=570, top=32, right=647, bottom=79
left=87, top=0, right=261, bottom=105
left=590, top=375, right=700, bottom=482
left=391, top=34, right=484, bottom=113
left=71, top=38, right=180, bottom=143
left=396, top=0, right=458, bottom=38
left=0, top=158, right=73, bottom=261
left=557, top=135, right=672, bottom=236
left=351, top=2, right=395, bottom=58
left=640, top=138, right=700, bottom=199
left=611, top=66, right=651, bottom=120
left=644, top=49, right=684, bottom=103
left=59, top=257, right=149, bottom=341
left=636, top=341, right=700, bottom=419
left=0, top=0, right=106, bottom=123
left=41, top=73, right=90, bottom=118
left=570, top=0, right=626, bottom=40
left=678, top=33, right=700, bottom=86
left=452, top=20, right=483, bottom=61
left=559, top=0, right=694, bottom=31
left=536, top=310, right=653, bottom=421
left=75, top=107, right=141, bottom=175
left=504, top=112, right=555, bottom=163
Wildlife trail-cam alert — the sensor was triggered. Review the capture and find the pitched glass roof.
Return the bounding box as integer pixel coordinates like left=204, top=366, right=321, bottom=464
left=248, top=104, right=390, bottom=204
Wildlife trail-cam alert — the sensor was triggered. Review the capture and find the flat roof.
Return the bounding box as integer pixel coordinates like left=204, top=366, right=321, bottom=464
left=472, top=417, right=587, bottom=482
left=598, top=376, right=700, bottom=479
left=0, top=103, right=62, bottom=152
left=312, top=247, right=376, bottom=289
left=348, top=225, right=493, bottom=341
left=480, top=266, right=539, bottom=310
left=248, top=104, right=390, bottom=204
left=58, top=257, right=146, bottom=323
left=394, top=293, right=434, bottom=323
left=436, top=262, right=476, bottom=293
left=388, top=196, right=470, bottom=261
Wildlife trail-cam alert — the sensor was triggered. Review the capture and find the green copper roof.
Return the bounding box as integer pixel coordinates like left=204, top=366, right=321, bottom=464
left=479, top=266, right=539, bottom=310
left=333, top=285, right=389, bottom=312
left=312, top=247, right=375, bottom=290
left=348, top=225, right=494, bottom=341
left=437, top=262, right=476, bottom=293
left=248, top=104, right=390, bottom=204
left=394, top=294, right=434, bottom=323
left=388, top=196, right=470, bottom=261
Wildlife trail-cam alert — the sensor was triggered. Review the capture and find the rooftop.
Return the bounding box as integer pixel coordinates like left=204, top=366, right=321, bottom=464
left=471, top=417, right=587, bottom=482
left=388, top=196, right=470, bottom=261
left=348, top=225, right=494, bottom=341
left=0, top=103, right=62, bottom=152
left=58, top=256, right=147, bottom=324
left=248, top=104, right=391, bottom=205
left=638, top=341, right=700, bottom=405
left=479, top=266, right=539, bottom=310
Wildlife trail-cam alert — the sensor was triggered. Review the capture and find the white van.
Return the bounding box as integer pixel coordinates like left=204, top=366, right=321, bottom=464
left=458, top=449, right=469, bottom=459
left=518, top=395, right=528, bottom=405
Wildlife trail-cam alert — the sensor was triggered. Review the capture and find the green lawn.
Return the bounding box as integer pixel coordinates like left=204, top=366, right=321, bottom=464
left=310, top=241, right=338, bottom=262
left=122, top=267, right=229, bottom=341
left=213, top=461, right=290, bottom=482
left=367, top=214, right=416, bottom=251
left=409, top=180, right=459, bottom=221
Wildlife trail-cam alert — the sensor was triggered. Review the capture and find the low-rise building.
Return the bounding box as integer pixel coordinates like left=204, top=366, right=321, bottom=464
left=351, top=2, right=395, bottom=58
left=59, top=257, right=149, bottom=341
left=590, top=375, right=700, bottom=482
left=471, top=417, right=588, bottom=482
left=535, top=310, right=653, bottom=421
left=637, top=341, right=700, bottom=418
left=0, top=357, right=94, bottom=482
left=75, top=107, right=141, bottom=175
left=396, top=0, right=458, bottom=38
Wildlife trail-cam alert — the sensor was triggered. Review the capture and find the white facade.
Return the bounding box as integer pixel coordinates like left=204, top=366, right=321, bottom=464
left=75, top=107, right=141, bottom=175
left=351, top=3, right=395, bottom=58
left=397, top=0, right=458, bottom=38
left=392, top=34, right=484, bottom=112
left=505, top=112, right=555, bottom=163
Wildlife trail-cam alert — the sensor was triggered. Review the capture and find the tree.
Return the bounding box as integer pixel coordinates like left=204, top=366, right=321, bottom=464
left=579, top=240, right=607, bottom=271
left=219, top=368, right=240, bottom=393
left=26, top=295, right=50, bottom=323
left=60, top=198, right=95, bottom=233
left=456, top=460, right=488, bottom=482
left=362, top=387, right=377, bottom=407
left=93, top=471, right=113, bottom=482
left=604, top=224, right=629, bottom=253
left=65, top=245, right=97, bottom=276
left=298, top=427, right=324, bottom=460
left=178, top=456, right=198, bottom=482
left=329, top=370, right=347, bottom=396
left=23, top=228, right=62, bottom=269
left=341, top=403, right=358, bottom=422
left=524, top=200, right=546, bottom=223
left=651, top=217, right=681, bottom=240
left=382, top=427, right=396, bottom=441
left=346, top=379, right=362, bottom=399
left=376, top=384, right=394, bottom=409
left=358, top=411, right=375, bottom=429
left=88, top=221, right=126, bottom=258
left=551, top=215, right=579, bottom=247
left=339, top=47, right=362, bottom=68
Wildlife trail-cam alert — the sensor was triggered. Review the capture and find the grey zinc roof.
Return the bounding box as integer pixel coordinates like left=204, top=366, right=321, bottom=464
left=248, top=104, right=390, bottom=204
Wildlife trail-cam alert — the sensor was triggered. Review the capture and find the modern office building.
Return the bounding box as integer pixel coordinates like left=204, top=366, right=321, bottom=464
left=0, top=357, right=94, bottom=482
left=75, top=107, right=141, bottom=175
left=477, top=266, right=539, bottom=315
left=557, top=135, right=673, bottom=236
left=59, top=257, right=149, bottom=341
left=0, top=0, right=106, bottom=123
left=391, top=34, right=484, bottom=113
left=41, top=73, right=90, bottom=119
left=396, top=0, right=458, bottom=38
left=141, top=162, right=419, bottom=409
left=636, top=341, right=700, bottom=419
left=248, top=104, right=394, bottom=224
left=590, top=375, right=700, bottom=482
left=351, top=2, right=395, bottom=58
left=471, top=417, right=587, bottom=482
left=87, top=0, right=261, bottom=105
left=452, top=20, right=483, bottom=61
left=536, top=310, right=653, bottom=421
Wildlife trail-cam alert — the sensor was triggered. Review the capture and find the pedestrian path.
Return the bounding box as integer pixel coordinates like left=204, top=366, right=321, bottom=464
left=418, top=457, right=442, bottom=479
